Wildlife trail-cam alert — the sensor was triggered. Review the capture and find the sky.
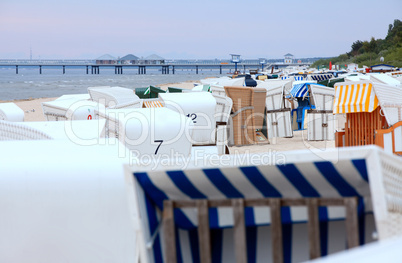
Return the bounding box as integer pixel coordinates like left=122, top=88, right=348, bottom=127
left=0, top=0, right=401, bottom=60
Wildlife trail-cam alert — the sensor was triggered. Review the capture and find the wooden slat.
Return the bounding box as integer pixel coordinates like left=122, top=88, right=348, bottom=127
left=344, top=197, right=359, bottom=249
left=232, top=199, right=247, bottom=263
left=270, top=199, right=284, bottom=263
left=165, top=197, right=361, bottom=263
left=371, top=109, right=374, bottom=144
left=197, top=200, right=212, bottom=263
left=346, top=115, right=349, bottom=146
left=163, top=200, right=177, bottom=263
left=307, top=198, right=321, bottom=259
left=359, top=112, right=362, bottom=146
left=352, top=113, right=356, bottom=146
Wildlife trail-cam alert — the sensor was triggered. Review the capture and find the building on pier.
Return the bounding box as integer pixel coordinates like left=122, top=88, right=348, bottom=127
left=96, top=54, right=117, bottom=65
left=284, top=53, right=294, bottom=64
left=119, top=54, right=139, bottom=64
left=143, top=54, right=165, bottom=65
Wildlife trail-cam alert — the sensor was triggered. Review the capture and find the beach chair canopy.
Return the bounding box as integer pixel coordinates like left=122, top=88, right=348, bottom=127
left=126, top=146, right=401, bottom=263
left=0, top=102, right=24, bottom=122
left=210, top=85, right=226, bottom=97
left=0, top=140, right=136, bottom=263
left=167, top=87, right=191, bottom=93
left=288, top=83, right=325, bottom=100
left=309, top=74, right=334, bottom=81
left=42, top=98, right=99, bottom=121
left=200, top=77, right=231, bottom=86
left=217, top=77, right=245, bottom=87
left=55, top=94, right=91, bottom=101
left=88, top=86, right=141, bottom=108
left=192, top=84, right=210, bottom=92
left=257, top=79, right=291, bottom=91
left=21, top=120, right=106, bottom=141
left=370, top=74, right=401, bottom=88
left=262, top=80, right=292, bottom=111
left=0, top=120, right=53, bottom=140
left=318, top=78, right=345, bottom=88
left=97, top=107, right=194, bottom=156
left=333, top=81, right=402, bottom=125
left=309, top=84, right=335, bottom=111
left=159, top=92, right=217, bottom=145
left=345, top=75, right=370, bottom=82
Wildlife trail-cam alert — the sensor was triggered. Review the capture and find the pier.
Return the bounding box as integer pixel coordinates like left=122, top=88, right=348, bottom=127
left=0, top=62, right=312, bottom=75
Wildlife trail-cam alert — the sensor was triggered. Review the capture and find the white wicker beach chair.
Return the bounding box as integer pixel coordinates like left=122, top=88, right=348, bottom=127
left=96, top=107, right=194, bottom=157
left=212, top=93, right=233, bottom=154
left=159, top=92, right=217, bottom=146
left=370, top=74, right=401, bottom=88
left=42, top=97, right=99, bottom=121
left=0, top=120, right=53, bottom=140
left=210, top=85, right=226, bottom=96
left=368, top=150, right=402, bottom=240
left=88, top=86, right=142, bottom=109
left=0, top=140, right=137, bottom=263
left=0, top=102, right=24, bottom=122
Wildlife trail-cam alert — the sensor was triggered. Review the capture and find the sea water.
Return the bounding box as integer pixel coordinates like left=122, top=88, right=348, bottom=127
left=0, top=66, right=226, bottom=100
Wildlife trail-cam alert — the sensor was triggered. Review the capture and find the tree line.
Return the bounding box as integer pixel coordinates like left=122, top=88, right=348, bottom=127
left=312, top=19, right=402, bottom=69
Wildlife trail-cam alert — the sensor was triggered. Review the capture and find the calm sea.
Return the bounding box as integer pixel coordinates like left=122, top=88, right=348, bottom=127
left=0, top=65, right=228, bottom=100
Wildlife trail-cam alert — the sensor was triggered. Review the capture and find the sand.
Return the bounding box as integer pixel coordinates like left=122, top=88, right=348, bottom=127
left=0, top=81, right=335, bottom=153
left=11, top=98, right=57, bottom=122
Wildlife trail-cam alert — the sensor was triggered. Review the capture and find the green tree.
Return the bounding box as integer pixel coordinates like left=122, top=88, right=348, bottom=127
left=351, top=40, right=363, bottom=56
left=313, top=19, right=402, bottom=68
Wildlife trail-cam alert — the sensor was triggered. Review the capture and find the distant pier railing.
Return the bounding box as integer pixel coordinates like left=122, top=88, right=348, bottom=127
left=0, top=60, right=312, bottom=75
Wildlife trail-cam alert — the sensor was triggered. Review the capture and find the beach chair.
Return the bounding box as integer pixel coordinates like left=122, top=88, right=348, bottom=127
left=135, top=86, right=166, bottom=99
left=0, top=102, right=24, bottom=122
left=21, top=120, right=106, bottom=141
left=212, top=93, right=233, bottom=154
left=0, top=120, right=53, bottom=140
left=333, top=81, right=402, bottom=155
left=253, top=88, right=269, bottom=144
left=218, top=77, right=245, bottom=87
left=88, top=86, right=142, bottom=109
left=142, top=98, right=164, bottom=108
left=210, top=85, right=226, bottom=96
left=167, top=87, right=192, bottom=93
left=0, top=140, right=137, bottom=263
left=224, top=86, right=256, bottom=146
left=263, top=82, right=293, bottom=139
left=308, top=73, right=333, bottom=82
left=200, top=76, right=230, bottom=86
left=42, top=96, right=99, bottom=121
left=317, top=78, right=345, bottom=88
left=288, top=83, right=319, bottom=131
left=96, top=107, right=194, bottom=157
left=192, top=84, right=210, bottom=92
left=370, top=74, right=401, bottom=88
left=306, top=84, right=336, bottom=141
left=124, top=145, right=401, bottom=263
left=159, top=92, right=216, bottom=146
left=0, top=119, right=105, bottom=144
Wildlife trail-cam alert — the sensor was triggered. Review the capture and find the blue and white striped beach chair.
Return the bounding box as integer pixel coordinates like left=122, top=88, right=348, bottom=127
left=287, top=83, right=318, bottom=130
left=125, top=146, right=402, bottom=263
left=309, top=74, right=333, bottom=82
